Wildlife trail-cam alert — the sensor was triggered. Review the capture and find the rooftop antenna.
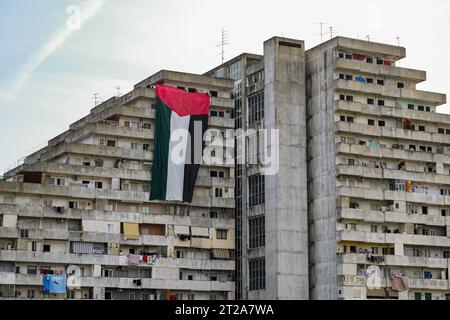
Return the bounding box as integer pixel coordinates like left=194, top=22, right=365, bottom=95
left=366, top=35, right=371, bottom=42
left=316, top=22, right=327, bottom=43
left=93, top=93, right=102, bottom=106
left=329, top=26, right=335, bottom=39
left=216, top=28, right=229, bottom=65
left=396, top=36, right=400, bottom=46
left=116, top=86, right=121, bottom=97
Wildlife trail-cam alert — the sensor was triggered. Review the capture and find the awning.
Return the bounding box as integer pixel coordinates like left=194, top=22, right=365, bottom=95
left=366, top=288, right=386, bottom=298
left=191, top=227, right=209, bottom=237
left=212, top=249, right=230, bottom=260
left=123, top=223, right=140, bottom=239
left=174, top=225, right=190, bottom=235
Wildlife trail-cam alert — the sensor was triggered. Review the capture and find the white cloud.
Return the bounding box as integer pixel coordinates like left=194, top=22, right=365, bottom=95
left=0, top=0, right=106, bottom=100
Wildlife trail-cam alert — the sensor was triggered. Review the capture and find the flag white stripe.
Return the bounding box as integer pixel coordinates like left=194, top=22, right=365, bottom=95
left=166, top=112, right=190, bottom=201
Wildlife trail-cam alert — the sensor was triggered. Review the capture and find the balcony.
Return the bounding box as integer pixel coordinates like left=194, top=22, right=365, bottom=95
left=336, top=142, right=450, bottom=165
left=336, top=164, right=450, bottom=185
left=334, top=58, right=426, bottom=83
left=335, top=100, right=450, bottom=125
left=334, top=79, right=446, bottom=105
left=338, top=253, right=448, bottom=268
left=338, top=208, right=446, bottom=227
left=409, top=278, right=449, bottom=290
left=79, top=277, right=234, bottom=291
left=335, top=121, right=449, bottom=144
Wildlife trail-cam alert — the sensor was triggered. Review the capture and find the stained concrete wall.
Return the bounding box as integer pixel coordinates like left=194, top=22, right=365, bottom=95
left=263, top=37, right=309, bottom=299
left=305, top=45, right=338, bottom=299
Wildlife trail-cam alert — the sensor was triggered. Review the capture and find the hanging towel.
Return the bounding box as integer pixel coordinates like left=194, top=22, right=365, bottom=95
left=128, top=254, right=139, bottom=266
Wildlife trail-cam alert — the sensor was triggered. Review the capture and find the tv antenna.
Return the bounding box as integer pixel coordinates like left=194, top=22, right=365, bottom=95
left=116, top=86, right=121, bottom=97
left=93, top=93, right=103, bottom=106
left=396, top=36, right=400, bottom=46
left=328, top=26, right=335, bottom=39
left=366, top=35, right=372, bottom=42
left=216, top=28, right=229, bottom=65
left=316, top=22, right=327, bottom=43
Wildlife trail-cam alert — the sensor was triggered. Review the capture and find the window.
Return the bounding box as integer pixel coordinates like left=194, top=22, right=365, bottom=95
left=187, top=275, right=193, bottom=280
left=131, top=142, right=139, bottom=150
left=210, top=90, right=218, bottom=97
left=377, top=100, right=385, bottom=106
left=188, top=88, right=196, bottom=93
left=376, top=59, right=383, bottom=65
left=422, top=206, right=428, bottom=215
left=248, top=258, right=265, bottom=291
left=214, top=188, right=223, bottom=198
left=210, top=211, right=218, bottom=219
left=20, top=229, right=29, bottom=238
left=366, top=57, right=373, bottom=63
left=377, top=79, right=384, bottom=86
left=424, top=293, right=432, bottom=300
left=366, top=78, right=374, bottom=84
left=367, top=98, right=374, bottom=105
left=408, top=104, right=414, bottom=110
left=397, top=82, right=404, bottom=88
left=378, top=120, right=385, bottom=127
left=418, top=125, right=425, bottom=132
left=247, top=92, right=264, bottom=126
left=414, top=292, right=421, bottom=300
left=216, top=229, right=228, bottom=240
left=210, top=110, right=218, bottom=117
left=95, top=182, right=103, bottom=189
left=418, top=105, right=424, bottom=111
left=83, top=160, right=91, bottom=166
left=248, top=175, right=265, bottom=207
left=43, top=244, right=51, bottom=252
left=142, top=143, right=150, bottom=151
left=142, top=122, right=151, bottom=129
left=345, top=74, right=353, bottom=81
left=27, top=266, right=37, bottom=275
left=339, top=94, right=345, bottom=100
left=338, top=53, right=345, bottom=59
left=94, top=159, right=103, bottom=167
left=345, top=53, right=352, bottom=59
left=218, top=111, right=224, bottom=117
left=368, top=119, right=375, bottom=126
left=107, top=140, right=116, bottom=147
left=27, top=289, right=36, bottom=299
left=218, top=171, right=224, bottom=178
left=104, top=291, right=112, bottom=300
left=248, top=216, right=265, bottom=248
left=129, top=292, right=135, bottom=300
left=346, top=95, right=353, bottom=102
left=339, top=73, right=345, bottom=80
left=426, top=106, right=431, bottom=112
left=210, top=171, right=218, bottom=177
left=447, top=129, right=450, bottom=135
left=438, top=128, right=445, bottom=134
left=370, top=225, right=378, bottom=233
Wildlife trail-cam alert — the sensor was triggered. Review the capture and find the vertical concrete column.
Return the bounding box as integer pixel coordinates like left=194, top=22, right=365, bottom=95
left=263, top=37, right=309, bottom=299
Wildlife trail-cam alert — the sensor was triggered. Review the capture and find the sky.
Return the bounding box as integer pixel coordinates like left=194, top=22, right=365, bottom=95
left=0, top=0, right=449, bottom=173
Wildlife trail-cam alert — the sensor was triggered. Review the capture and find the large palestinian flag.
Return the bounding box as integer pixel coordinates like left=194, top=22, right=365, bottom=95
left=150, top=84, right=210, bottom=202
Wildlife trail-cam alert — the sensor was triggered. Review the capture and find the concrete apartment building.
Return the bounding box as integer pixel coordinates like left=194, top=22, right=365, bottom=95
left=205, top=37, right=310, bottom=300
left=1, top=35, right=449, bottom=300
left=206, top=36, right=449, bottom=300
left=0, top=70, right=236, bottom=300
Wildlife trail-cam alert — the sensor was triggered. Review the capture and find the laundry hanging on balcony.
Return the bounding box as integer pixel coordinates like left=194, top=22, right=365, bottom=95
left=150, top=84, right=210, bottom=203
left=355, top=76, right=367, bottom=83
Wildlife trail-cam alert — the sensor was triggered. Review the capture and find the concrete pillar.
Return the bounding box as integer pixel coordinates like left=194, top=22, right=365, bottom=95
left=263, top=36, right=309, bottom=299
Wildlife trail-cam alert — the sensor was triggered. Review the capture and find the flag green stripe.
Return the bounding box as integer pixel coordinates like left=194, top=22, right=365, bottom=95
left=150, top=99, right=172, bottom=200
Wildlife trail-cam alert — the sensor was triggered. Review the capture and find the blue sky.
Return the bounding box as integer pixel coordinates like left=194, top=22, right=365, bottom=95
left=1, top=0, right=449, bottom=172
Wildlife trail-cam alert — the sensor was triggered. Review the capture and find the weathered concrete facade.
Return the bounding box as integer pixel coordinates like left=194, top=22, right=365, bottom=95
left=306, top=37, right=450, bottom=300
left=0, top=71, right=236, bottom=300
left=1, top=35, right=449, bottom=300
